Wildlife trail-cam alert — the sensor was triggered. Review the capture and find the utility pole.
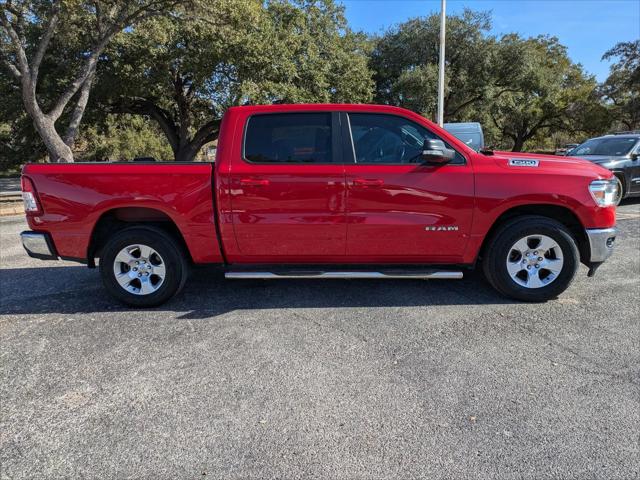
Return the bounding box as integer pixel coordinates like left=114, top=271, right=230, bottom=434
left=437, top=0, right=446, bottom=126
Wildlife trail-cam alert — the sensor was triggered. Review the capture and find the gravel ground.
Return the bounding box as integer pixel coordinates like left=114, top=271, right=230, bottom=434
left=1, top=203, right=639, bottom=479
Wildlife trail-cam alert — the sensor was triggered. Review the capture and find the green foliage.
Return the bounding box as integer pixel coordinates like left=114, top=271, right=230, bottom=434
left=2, top=0, right=373, bottom=168
left=1, top=0, right=187, bottom=164
left=0, top=58, right=173, bottom=167
left=75, top=115, right=174, bottom=161
left=95, top=0, right=373, bottom=161
left=0, top=70, right=47, bottom=170
left=370, top=10, right=614, bottom=151
left=600, top=40, right=640, bottom=130
left=488, top=35, right=604, bottom=151
left=371, top=10, right=494, bottom=121
left=242, top=0, right=374, bottom=104
left=2, top=2, right=637, bottom=169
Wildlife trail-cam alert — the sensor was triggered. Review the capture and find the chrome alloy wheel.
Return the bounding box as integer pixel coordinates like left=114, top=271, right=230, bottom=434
left=112, top=244, right=166, bottom=295
left=505, top=234, right=564, bottom=289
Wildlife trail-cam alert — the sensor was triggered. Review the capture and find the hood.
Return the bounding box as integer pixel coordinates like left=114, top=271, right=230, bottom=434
left=565, top=154, right=621, bottom=164
left=490, top=150, right=613, bottom=179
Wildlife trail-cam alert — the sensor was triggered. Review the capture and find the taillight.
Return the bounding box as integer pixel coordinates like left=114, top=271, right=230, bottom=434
left=21, top=176, right=42, bottom=215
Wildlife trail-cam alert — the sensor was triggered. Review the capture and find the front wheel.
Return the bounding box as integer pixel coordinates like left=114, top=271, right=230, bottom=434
left=99, top=226, right=188, bottom=307
left=614, top=175, right=625, bottom=205
left=482, top=216, right=579, bottom=302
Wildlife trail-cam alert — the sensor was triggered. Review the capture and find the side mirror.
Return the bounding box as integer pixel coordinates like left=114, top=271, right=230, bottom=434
left=421, top=139, right=456, bottom=164
left=631, top=152, right=638, bottom=161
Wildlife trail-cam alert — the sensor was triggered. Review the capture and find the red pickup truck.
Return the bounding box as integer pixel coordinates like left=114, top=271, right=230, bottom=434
left=20, top=104, right=619, bottom=306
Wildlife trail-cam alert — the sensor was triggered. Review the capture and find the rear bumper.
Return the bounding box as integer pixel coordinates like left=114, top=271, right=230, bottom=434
left=586, top=227, right=616, bottom=263
left=20, top=231, right=58, bottom=260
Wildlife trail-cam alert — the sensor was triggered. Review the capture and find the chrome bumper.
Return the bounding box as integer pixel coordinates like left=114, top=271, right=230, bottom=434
left=20, top=231, right=57, bottom=260
left=586, top=227, right=617, bottom=263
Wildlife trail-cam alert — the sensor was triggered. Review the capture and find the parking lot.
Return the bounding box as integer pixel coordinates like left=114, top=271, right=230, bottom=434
left=1, top=202, right=639, bottom=479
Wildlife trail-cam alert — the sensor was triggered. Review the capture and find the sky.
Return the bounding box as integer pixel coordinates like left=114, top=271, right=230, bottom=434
left=340, top=0, right=640, bottom=82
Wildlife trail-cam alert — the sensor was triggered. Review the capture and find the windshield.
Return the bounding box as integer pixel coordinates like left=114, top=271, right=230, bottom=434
left=568, top=137, right=638, bottom=156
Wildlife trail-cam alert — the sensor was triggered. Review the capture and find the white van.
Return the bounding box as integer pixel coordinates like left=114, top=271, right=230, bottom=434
left=443, top=122, right=484, bottom=151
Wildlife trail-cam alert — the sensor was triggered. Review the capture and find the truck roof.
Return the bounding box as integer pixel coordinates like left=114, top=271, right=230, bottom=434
left=227, top=103, right=420, bottom=115
left=223, top=103, right=477, bottom=156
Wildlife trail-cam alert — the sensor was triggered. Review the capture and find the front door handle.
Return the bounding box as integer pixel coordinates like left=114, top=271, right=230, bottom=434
left=240, top=178, right=270, bottom=187
left=353, top=178, right=384, bottom=187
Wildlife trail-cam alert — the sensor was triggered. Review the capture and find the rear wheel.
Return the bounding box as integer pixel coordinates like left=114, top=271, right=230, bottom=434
left=482, top=216, right=579, bottom=302
left=100, top=226, right=188, bottom=307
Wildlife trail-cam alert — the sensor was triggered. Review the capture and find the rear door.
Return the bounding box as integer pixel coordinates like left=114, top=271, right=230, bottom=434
left=228, top=112, right=347, bottom=260
left=342, top=112, right=475, bottom=262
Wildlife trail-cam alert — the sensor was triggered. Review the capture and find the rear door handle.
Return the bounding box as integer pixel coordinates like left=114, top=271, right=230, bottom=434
left=240, top=178, right=270, bottom=187
left=353, top=178, right=384, bottom=187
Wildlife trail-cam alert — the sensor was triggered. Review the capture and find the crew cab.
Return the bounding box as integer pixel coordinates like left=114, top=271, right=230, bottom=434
left=20, top=104, right=619, bottom=307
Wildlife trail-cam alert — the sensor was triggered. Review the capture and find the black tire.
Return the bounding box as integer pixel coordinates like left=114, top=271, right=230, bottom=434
left=482, top=216, right=579, bottom=302
left=614, top=174, right=625, bottom=205
left=99, top=226, right=188, bottom=307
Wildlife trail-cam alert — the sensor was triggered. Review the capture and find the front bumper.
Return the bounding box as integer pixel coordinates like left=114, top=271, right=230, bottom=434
left=20, top=231, right=58, bottom=260
left=586, top=227, right=617, bottom=263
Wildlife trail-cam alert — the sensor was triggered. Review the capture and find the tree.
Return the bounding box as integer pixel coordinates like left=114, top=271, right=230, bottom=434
left=370, top=10, right=496, bottom=122
left=98, top=0, right=373, bottom=162
left=1, top=57, right=179, bottom=169
left=0, top=0, right=181, bottom=162
left=489, top=35, right=601, bottom=151
left=76, top=114, right=173, bottom=161
left=0, top=55, right=47, bottom=171
left=600, top=40, right=640, bottom=130
left=369, top=10, right=606, bottom=152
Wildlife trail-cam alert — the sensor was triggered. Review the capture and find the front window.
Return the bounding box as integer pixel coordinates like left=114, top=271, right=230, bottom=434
left=348, top=113, right=465, bottom=164
left=568, top=137, right=639, bottom=157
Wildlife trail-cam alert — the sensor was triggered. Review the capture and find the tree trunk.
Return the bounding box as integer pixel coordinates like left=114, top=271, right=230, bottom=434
left=511, top=136, right=526, bottom=152
left=63, top=66, right=97, bottom=149
left=108, top=98, right=220, bottom=162
left=174, top=143, right=201, bottom=162
left=173, top=119, right=220, bottom=162
left=2, top=2, right=179, bottom=164
left=32, top=114, right=74, bottom=162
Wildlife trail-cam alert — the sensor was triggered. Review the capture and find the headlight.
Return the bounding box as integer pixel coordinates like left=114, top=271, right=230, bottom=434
left=589, top=179, right=619, bottom=207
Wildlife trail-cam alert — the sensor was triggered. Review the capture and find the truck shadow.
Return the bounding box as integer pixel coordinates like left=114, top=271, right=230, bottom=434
left=0, top=265, right=518, bottom=318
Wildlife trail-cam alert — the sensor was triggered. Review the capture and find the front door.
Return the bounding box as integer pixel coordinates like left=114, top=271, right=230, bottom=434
left=629, top=141, right=640, bottom=194
left=342, top=112, right=475, bottom=262
left=229, top=112, right=347, bottom=260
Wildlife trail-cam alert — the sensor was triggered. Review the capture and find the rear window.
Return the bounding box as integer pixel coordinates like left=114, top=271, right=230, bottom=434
left=244, top=113, right=333, bottom=163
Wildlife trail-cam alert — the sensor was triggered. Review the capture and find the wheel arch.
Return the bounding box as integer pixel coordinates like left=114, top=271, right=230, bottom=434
left=477, top=204, right=589, bottom=265
left=88, top=207, right=192, bottom=267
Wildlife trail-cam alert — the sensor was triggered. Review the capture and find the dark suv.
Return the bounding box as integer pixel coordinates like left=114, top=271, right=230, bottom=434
left=568, top=133, right=640, bottom=203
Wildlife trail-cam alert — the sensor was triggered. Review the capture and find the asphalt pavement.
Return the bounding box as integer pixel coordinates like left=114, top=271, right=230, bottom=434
left=1, top=202, right=639, bottom=479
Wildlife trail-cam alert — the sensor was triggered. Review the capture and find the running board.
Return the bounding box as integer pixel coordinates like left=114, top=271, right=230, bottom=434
left=225, top=270, right=463, bottom=280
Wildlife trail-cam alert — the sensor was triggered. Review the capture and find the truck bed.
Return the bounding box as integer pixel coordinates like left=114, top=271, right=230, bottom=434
left=22, top=162, right=223, bottom=263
